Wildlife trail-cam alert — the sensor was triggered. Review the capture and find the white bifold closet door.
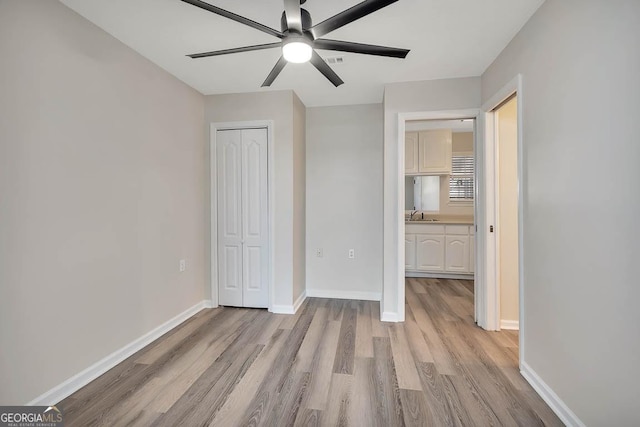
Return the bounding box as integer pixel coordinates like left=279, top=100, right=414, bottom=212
left=217, top=128, right=268, bottom=308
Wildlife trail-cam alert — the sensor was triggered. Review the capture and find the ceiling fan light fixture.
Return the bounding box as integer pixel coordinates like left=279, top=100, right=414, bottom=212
left=282, top=38, right=312, bottom=63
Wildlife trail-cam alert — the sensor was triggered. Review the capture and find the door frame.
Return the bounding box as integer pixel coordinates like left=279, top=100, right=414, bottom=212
left=396, top=109, right=480, bottom=322
left=210, top=121, right=275, bottom=311
left=480, top=74, right=524, bottom=365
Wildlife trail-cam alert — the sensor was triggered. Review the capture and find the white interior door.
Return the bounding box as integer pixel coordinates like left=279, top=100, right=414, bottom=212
left=217, top=128, right=269, bottom=308
left=240, top=129, right=269, bottom=308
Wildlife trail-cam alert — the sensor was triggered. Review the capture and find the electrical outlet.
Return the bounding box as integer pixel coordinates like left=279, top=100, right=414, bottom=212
left=316, top=248, right=323, bottom=258
left=179, top=259, right=186, bottom=272
left=348, top=249, right=355, bottom=259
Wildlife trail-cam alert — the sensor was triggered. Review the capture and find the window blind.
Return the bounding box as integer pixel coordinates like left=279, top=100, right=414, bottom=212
left=449, top=155, right=474, bottom=200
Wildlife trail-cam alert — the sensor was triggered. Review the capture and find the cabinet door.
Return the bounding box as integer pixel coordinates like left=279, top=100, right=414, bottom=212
left=405, top=132, right=419, bottom=174
left=469, top=234, right=475, bottom=273
left=445, top=235, right=469, bottom=272
left=416, top=234, right=445, bottom=271
left=405, top=234, right=416, bottom=270
left=418, top=130, right=452, bottom=174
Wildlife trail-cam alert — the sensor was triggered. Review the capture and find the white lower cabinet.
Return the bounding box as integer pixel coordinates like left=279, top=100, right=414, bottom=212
left=469, top=234, right=475, bottom=273
left=445, top=235, right=469, bottom=272
left=406, top=224, right=474, bottom=275
left=416, top=234, right=445, bottom=271
left=405, top=234, right=416, bottom=270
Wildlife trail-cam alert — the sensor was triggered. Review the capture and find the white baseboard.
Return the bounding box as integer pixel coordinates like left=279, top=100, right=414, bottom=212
left=405, top=272, right=474, bottom=280
left=381, top=311, right=400, bottom=322
left=500, top=319, right=519, bottom=330
left=27, top=300, right=211, bottom=406
left=270, top=290, right=306, bottom=315
left=293, top=290, right=306, bottom=313
left=305, top=289, right=381, bottom=301
left=520, top=361, right=585, bottom=427
left=203, top=299, right=214, bottom=308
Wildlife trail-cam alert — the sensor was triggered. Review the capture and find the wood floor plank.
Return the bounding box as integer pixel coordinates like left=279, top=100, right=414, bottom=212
left=388, top=323, right=422, bottom=391
left=304, top=320, right=342, bottom=410
left=406, top=284, right=458, bottom=375
left=370, top=301, right=388, bottom=338
left=320, top=373, right=353, bottom=427
left=355, top=300, right=374, bottom=358
left=59, top=279, right=561, bottom=427
left=294, top=409, right=321, bottom=427
left=294, top=307, right=329, bottom=372
left=400, top=388, right=433, bottom=427
left=372, top=337, right=405, bottom=427
left=206, top=328, right=291, bottom=426
left=415, top=362, right=456, bottom=427
left=266, top=371, right=311, bottom=427
left=404, top=303, right=434, bottom=363
left=349, top=358, right=376, bottom=427
left=237, top=313, right=314, bottom=426
left=333, top=303, right=357, bottom=375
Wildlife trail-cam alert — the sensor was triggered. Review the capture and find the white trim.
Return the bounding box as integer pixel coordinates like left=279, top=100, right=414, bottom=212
left=381, top=311, right=400, bottom=322
left=520, top=362, right=586, bottom=427
left=27, top=300, right=210, bottom=406
left=271, top=304, right=296, bottom=314
left=405, top=272, right=473, bottom=280
left=210, top=121, right=275, bottom=312
left=396, top=109, right=480, bottom=323
left=306, top=289, right=381, bottom=301
left=480, top=75, right=525, bottom=367
left=500, top=319, right=519, bottom=330
left=293, top=290, right=307, bottom=312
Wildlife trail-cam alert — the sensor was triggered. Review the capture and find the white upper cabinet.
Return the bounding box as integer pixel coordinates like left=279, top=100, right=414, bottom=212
left=405, top=129, right=453, bottom=175
left=405, top=131, right=419, bottom=174
left=419, top=129, right=452, bottom=174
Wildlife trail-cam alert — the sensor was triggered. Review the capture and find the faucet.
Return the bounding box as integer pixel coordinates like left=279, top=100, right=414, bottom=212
left=409, top=210, right=418, bottom=221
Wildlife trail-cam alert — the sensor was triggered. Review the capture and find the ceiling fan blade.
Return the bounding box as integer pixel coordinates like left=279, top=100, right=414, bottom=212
left=283, top=0, right=302, bottom=33
left=188, top=42, right=282, bottom=59
left=262, top=56, right=288, bottom=87
left=180, top=0, right=283, bottom=39
left=310, top=0, right=397, bottom=39
left=313, top=39, right=409, bottom=58
left=310, top=50, right=344, bottom=87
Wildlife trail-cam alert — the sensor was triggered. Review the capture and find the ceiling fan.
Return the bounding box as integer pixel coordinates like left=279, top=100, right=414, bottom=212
left=180, top=0, right=410, bottom=87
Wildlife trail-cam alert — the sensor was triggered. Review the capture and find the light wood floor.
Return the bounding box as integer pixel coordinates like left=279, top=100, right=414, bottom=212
left=59, top=278, right=562, bottom=426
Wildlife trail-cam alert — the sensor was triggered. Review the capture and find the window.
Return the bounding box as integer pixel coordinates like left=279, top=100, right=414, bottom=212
left=449, top=155, right=474, bottom=200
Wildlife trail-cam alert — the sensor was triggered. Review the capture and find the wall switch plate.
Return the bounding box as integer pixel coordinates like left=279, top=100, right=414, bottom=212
left=348, top=249, right=355, bottom=259
left=179, top=259, right=186, bottom=272
left=316, top=248, right=323, bottom=258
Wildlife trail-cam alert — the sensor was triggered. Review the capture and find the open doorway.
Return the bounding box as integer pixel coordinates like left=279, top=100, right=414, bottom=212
left=395, top=109, right=479, bottom=323
left=478, top=74, right=524, bottom=366
left=495, top=95, right=520, bottom=330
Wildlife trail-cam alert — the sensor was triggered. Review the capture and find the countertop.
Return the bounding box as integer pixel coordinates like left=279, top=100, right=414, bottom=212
left=404, top=215, right=474, bottom=225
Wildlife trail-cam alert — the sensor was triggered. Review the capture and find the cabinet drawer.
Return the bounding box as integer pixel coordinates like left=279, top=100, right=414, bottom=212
left=469, top=225, right=475, bottom=236
left=445, top=225, right=469, bottom=235
left=406, top=224, right=445, bottom=235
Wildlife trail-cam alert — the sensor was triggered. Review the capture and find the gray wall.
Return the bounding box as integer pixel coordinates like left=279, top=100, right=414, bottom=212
left=0, top=1, right=206, bottom=404
left=204, top=91, right=304, bottom=307
left=306, top=104, right=383, bottom=298
left=382, top=78, right=482, bottom=316
left=482, top=0, right=640, bottom=424
left=293, top=94, right=307, bottom=303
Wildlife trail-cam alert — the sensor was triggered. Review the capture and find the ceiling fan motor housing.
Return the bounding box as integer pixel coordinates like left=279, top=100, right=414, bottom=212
left=280, top=8, right=312, bottom=34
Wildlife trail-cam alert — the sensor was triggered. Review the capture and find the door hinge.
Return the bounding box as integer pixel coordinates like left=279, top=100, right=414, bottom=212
left=489, top=225, right=494, bottom=233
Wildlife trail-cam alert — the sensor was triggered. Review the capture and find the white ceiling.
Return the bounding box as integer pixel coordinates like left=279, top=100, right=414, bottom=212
left=60, top=0, right=544, bottom=107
